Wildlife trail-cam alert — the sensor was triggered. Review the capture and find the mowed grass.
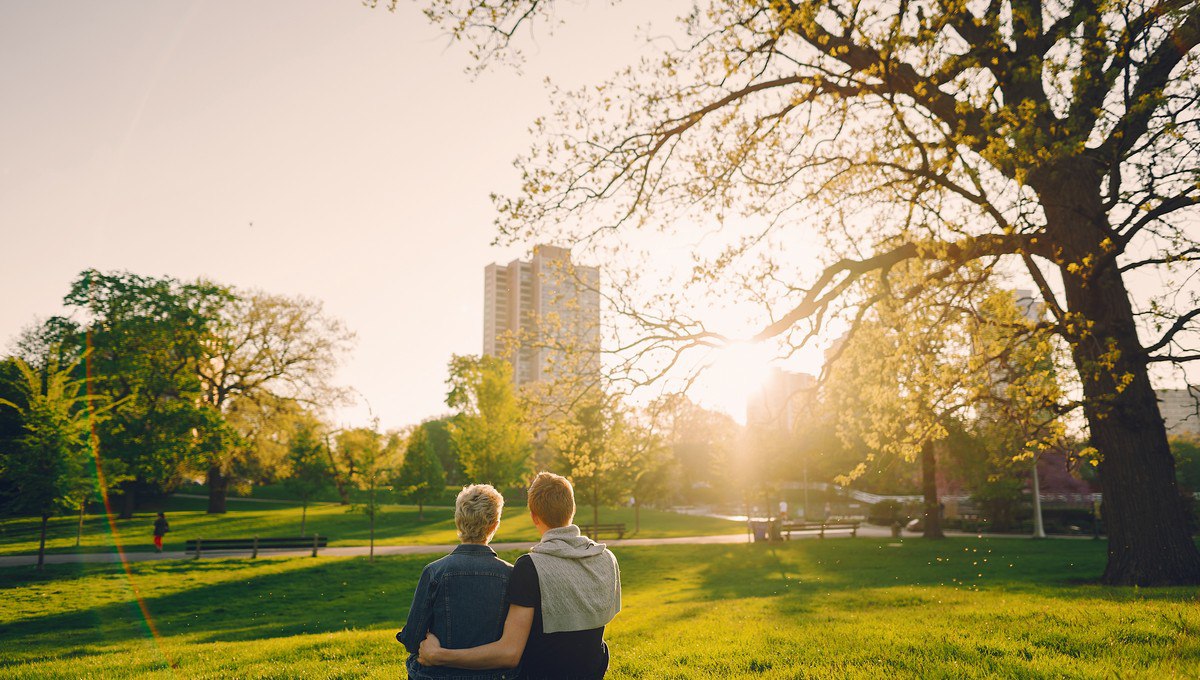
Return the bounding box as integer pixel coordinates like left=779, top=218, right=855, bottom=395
left=0, top=498, right=744, bottom=556
left=1, top=538, right=1197, bottom=678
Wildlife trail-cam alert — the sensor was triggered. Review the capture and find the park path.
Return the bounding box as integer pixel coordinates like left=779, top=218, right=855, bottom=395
left=172, top=493, right=456, bottom=509
left=0, top=532, right=759, bottom=567
left=0, top=525, right=902, bottom=567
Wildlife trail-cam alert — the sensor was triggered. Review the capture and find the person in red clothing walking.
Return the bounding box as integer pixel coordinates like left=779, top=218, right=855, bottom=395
left=153, top=512, right=169, bottom=552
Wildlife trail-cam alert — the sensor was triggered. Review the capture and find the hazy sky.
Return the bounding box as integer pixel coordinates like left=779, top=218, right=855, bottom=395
left=0, top=0, right=691, bottom=430
left=4, top=2, right=1192, bottom=434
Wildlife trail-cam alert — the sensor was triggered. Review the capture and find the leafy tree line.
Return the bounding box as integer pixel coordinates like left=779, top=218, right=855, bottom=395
left=0, top=269, right=353, bottom=529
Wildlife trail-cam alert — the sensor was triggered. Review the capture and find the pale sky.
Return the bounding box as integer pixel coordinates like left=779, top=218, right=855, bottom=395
left=3, top=2, right=1192, bottom=433
left=0, top=0, right=699, bottom=431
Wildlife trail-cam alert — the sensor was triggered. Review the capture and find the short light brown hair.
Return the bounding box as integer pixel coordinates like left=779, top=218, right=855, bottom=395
left=527, top=471, right=575, bottom=528
left=455, top=484, right=504, bottom=543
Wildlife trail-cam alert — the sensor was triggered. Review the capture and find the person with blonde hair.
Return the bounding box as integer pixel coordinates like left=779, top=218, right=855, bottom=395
left=419, top=472, right=622, bottom=680
left=398, top=484, right=516, bottom=680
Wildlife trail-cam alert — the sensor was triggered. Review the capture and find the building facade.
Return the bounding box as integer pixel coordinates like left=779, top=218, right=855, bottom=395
left=746, top=368, right=817, bottom=430
left=483, top=244, right=601, bottom=386
left=1159, top=386, right=1200, bottom=437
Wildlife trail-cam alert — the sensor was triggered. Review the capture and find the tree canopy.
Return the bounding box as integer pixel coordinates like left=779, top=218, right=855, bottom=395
left=446, top=354, right=534, bottom=489
left=409, top=0, right=1200, bottom=585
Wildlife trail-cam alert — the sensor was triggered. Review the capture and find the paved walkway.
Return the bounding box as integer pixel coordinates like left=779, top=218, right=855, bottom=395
left=173, top=494, right=456, bottom=509
left=0, top=533, right=760, bottom=567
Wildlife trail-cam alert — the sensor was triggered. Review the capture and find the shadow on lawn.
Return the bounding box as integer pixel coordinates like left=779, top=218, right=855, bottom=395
left=685, top=538, right=1198, bottom=605
left=0, top=555, right=429, bottom=655
left=0, top=505, right=464, bottom=556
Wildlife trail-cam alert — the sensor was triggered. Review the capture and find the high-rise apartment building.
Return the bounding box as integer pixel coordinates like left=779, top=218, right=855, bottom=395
left=483, top=244, right=601, bottom=386
left=747, top=368, right=817, bottom=430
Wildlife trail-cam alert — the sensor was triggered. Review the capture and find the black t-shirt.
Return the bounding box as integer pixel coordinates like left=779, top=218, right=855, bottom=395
left=506, top=554, right=608, bottom=680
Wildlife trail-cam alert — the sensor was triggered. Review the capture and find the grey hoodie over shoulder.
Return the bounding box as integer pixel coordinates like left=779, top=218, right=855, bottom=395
left=527, top=524, right=622, bottom=634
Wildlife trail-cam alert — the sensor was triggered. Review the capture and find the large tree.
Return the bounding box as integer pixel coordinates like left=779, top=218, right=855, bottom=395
left=196, top=290, right=353, bottom=513
left=62, top=270, right=228, bottom=518
left=410, top=0, right=1200, bottom=585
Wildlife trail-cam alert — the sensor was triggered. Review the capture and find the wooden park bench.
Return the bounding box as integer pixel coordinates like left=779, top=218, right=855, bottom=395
left=779, top=521, right=860, bottom=539
left=185, top=535, right=328, bottom=559
left=580, top=523, right=627, bottom=540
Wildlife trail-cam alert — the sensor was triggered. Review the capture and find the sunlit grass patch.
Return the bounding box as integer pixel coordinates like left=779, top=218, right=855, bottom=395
left=0, top=500, right=744, bottom=556
left=1, top=538, right=1197, bottom=678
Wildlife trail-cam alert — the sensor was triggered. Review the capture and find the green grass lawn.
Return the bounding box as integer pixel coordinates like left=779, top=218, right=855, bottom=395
left=1, top=538, right=1197, bottom=678
left=0, top=498, right=744, bottom=556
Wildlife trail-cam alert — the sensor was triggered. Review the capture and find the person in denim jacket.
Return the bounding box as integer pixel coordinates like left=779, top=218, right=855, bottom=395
left=399, top=484, right=516, bottom=680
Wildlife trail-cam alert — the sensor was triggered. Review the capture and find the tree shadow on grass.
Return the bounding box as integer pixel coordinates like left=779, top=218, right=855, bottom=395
left=0, top=554, right=432, bottom=664
left=674, top=538, right=1200, bottom=606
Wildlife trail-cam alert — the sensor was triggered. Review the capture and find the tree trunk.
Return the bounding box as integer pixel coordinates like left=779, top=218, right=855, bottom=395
left=37, top=514, right=48, bottom=570
left=324, top=435, right=351, bottom=505
left=76, top=500, right=86, bottom=548
left=118, top=482, right=136, bottom=520
left=635, top=499, right=641, bottom=535
left=921, top=440, right=944, bottom=539
left=206, top=465, right=228, bottom=514
left=300, top=502, right=308, bottom=537
left=1031, top=461, right=1046, bottom=539
left=418, top=500, right=424, bottom=521
left=1036, top=164, right=1200, bottom=585
left=592, top=487, right=599, bottom=530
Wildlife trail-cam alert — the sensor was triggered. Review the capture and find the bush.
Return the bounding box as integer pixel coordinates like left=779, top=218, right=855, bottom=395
left=868, top=500, right=906, bottom=526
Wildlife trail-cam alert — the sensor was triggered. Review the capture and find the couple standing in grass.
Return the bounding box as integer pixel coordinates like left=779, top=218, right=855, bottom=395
left=398, top=472, right=622, bottom=680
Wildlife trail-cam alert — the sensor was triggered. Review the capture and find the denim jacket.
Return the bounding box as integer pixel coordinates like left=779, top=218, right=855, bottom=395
left=400, top=543, right=515, bottom=680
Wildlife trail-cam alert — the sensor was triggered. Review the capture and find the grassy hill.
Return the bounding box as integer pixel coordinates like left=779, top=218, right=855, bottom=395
left=1, top=538, right=1197, bottom=678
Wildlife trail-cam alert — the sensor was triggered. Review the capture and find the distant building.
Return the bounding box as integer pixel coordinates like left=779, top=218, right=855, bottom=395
left=483, top=244, right=600, bottom=386
left=823, top=333, right=847, bottom=368
left=1013, top=288, right=1042, bottom=323
left=747, top=368, right=817, bottom=431
left=1159, top=386, right=1200, bottom=437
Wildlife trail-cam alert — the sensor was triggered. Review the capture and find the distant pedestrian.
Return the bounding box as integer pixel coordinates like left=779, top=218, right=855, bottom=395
left=153, top=512, right=169, bottom=552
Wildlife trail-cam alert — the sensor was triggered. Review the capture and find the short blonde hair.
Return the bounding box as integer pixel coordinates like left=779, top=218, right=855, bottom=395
left=455, top=484, right=504, bottom=543
left=527, top=471, right=575, bottom=528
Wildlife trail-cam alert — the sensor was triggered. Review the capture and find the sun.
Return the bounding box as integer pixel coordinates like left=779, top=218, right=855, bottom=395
left=691, top=341, right=777, bottom=423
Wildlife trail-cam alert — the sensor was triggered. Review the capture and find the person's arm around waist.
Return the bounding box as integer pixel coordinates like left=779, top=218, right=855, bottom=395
left=418, top=604, right=534, bottom=670
left=399, top=568, right=436, bottom=654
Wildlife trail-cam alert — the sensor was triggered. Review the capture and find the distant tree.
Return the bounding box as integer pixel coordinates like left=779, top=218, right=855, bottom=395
left=281, top=418, right=333, bottom=537
left=825, top=266, right=986, bottom=539
left=624, top=410, right=675, bottom=534
left=196, top=290, right=353, bottom=514
left=548, top=391, right=631, bottom=529
left=393, top=425, right=446, bottom=520
left=967, top=291, right=1073, bottom=538
left=0, top=359, right=26, bottom=511
left=221, top=394, right=307, bottom=487
left=655, top=395, right=743, bottom=506
left=0, top=354, right=122, bottom=569
left=421, top=416, right=462, bottom=485
left=446, top=355, right=533, bottom=489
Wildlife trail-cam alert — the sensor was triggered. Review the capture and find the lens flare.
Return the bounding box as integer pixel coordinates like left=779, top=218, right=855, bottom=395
left=87, top=300, right=177, bottom=671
